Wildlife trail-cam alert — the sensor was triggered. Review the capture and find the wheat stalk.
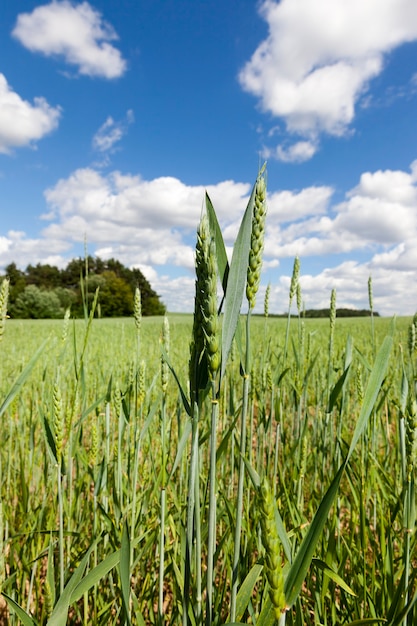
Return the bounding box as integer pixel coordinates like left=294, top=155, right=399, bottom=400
left=0, top=278, right=9, bottom=342
left=231, top=166, right=268, bottom=621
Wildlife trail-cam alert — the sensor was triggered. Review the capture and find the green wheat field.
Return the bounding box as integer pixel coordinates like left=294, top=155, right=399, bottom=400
left=1, top=169, right=417, bottom=626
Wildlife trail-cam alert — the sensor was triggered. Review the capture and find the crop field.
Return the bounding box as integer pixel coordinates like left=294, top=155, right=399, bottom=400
left=1, top=170, right=417, bottom=626
left=0, top=310, right=415, bottom=626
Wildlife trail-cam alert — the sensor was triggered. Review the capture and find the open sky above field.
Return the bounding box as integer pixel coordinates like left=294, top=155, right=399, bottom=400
left=1, top=0, right=417, bottom=315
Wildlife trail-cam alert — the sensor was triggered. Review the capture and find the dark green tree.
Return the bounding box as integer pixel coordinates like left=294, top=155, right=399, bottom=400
left=97, top=271, right=134, bottom=317
left=54, top=287, right=77, bottom=311
left=26, top=263, right=62, bottom=288
left=10, top=285, right=63, bottom=319
left=5, top=262, right=26, bottom=305
left=2, top=255, right=166, bottom=318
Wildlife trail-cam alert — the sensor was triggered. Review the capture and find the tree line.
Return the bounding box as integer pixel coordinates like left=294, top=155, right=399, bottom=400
left=2, top=257, right=166, bottom=318
left=267, top=307, right=379, bottom=318
left=303, top=307, right=379, bottom=318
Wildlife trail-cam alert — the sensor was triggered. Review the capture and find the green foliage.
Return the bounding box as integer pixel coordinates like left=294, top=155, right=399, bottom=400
left=10, top=284, right=64, bottom=319
left=0, top=312, right=413, bottom=625
left=96, top=271, right=134, bottom=317
left=2, top=256, right=165, bottom=318
left=4, top=262, right=26, bottom=302
left=304, top=307, right=379, bottom=318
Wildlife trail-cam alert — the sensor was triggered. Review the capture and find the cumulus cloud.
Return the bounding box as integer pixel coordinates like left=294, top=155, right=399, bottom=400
left=240, top=0, right=417, bottom=157
left=36, top=169, right=253, bottom=311
left=0, top=74, right=61, bottom=153
left=371, top=243, right=417, bottom=270
left=0, top=229, right=71, bottom=271
left=36, top=169, right=254, bottom=301
left=262, top=161, right=417, bottom=265
left=334, top=163, right=417, bottom=243
left=3, top=161, right=417, bottom=314
left=43, top=168, right=251, bottom=233
left=261, top=161, right=417, bottom=315
left=265, top=255, right=417, bottom=317
left=268, top=185, right=333, bottom=221
left=264, top=140, right=318, bottom=163
left=13, top=1, right=126, bottom=79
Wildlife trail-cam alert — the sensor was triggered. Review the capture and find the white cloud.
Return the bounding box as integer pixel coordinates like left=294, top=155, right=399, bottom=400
left=43, top=169, right=251, bottom=232
left=33, top=169, right=255, bottom=310
left=259, top=160, right=417, bottom=315
left=3, top=161, right=417, bottom=315
left=268, top=185, right=333, bottom=221
left=0, top=230, right=70, bottom=271
left=13, top=1, right=126, bottom=79
left=261, top=162, right=417, bottom=265
left=240, top=0, right=417, bottom=149
left=36, top=169, right=252, bottom=309
left=371, top=240, right=417, bottom=271
left=92, top=111, right=134, bottom=153
left=266, top=258, right=417, bottom=317
left=137, top=273, right=196, bottom=313
left=0, top=74, right=61, bottom=153
left=37, top=168, right=249, bottom=311
left=334, top=165, right=417, bottom=243
left=92, top=118, right=123, bottom=152
left=265, top=140, right=318, bottom=163
left=0, top=236, right=12, bottom=254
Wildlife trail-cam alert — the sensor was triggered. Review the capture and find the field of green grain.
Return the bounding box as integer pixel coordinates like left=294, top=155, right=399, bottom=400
left=1, top=168, right=417, bottom=626
left=0, top=309, right=415, bottom=626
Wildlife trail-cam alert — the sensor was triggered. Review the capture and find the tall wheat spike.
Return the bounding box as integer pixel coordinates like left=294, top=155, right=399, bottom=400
left=246, top=171, right=267, bottom=310
left=0, top=278, right=9, bottom=342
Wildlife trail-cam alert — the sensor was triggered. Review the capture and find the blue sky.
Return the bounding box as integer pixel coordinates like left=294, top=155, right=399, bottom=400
left=1, top=0, right=417, bottom=315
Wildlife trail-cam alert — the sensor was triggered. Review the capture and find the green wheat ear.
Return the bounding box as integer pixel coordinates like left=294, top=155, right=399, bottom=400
left=246, top=170, right=267, bottom=310
left=61, top=307, right=71, bottom=343
left=134, top=286, right=142, bottom=333
left=189, top=212, right=220, bottom=395
left=161, top=315, right=170, bottom=394
left=330, top=288, right=336, bottom=334
left=258, top=477, right=287, bottom=620
left=405, top=400, right=417, bottom=484
left=289, top=256, right=300, bottom=307
left=408, top=320, right=416, bottom=356
left=53, top=378, right=64, bottom=464
left=202, top=237, right=220, bottom=379
left=368, top=275, right=374, bottom=312
left=0, top=278, right=9, bottom=342
left=264, top=282, right=271, bottom=318
left=137, top=360, right=146, bottom=406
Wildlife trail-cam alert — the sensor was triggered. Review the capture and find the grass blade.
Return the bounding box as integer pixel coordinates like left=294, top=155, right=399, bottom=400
left=257, top=593, right=277, bottom=626
left=1, top=594, right=37, bottom=626
left=312, top=558, right=356, bottom=596
left=284, top=328, right=394, bottom=608
left=220, top=178, right=257, bottom=382
left=160, top=344, right=191, bottom=416
left=284, top=462, right=346, bottom=607
left=327, top=365, right=351, bottom=413
left=70, top=550, right=121, bottom=603
left=205, top=191, right=229, bottom=297
left=233, top=562, right=263, bottom=623
left=347, top=331, right=393, bottom=463
left=120, top=520, right=132, bottom=626
left=47, top=541, right=97, bottom=626
left=170, top=419, right=192, bottom=478
left=346, top=617, right=387, bottom=626
left=0, top=338, right=48, bottom=418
